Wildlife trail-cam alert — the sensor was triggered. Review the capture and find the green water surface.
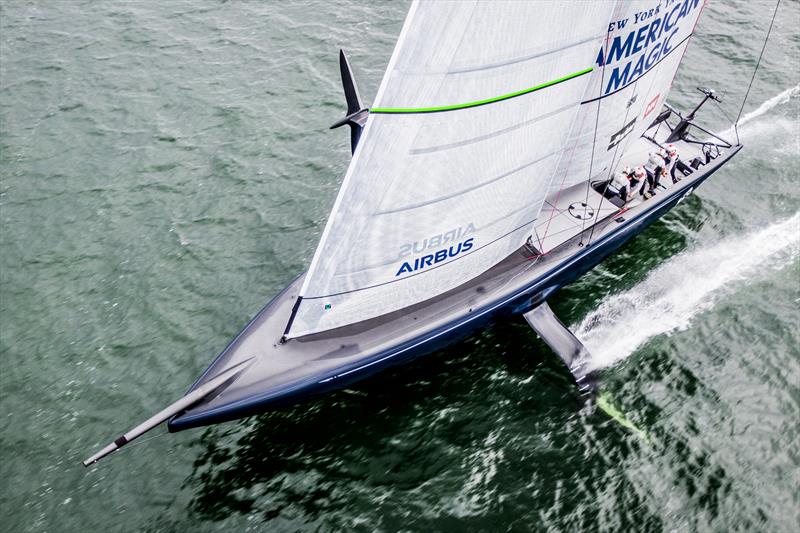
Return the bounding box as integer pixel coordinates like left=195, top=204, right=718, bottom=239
left=1, top=1, right=798, bottom=531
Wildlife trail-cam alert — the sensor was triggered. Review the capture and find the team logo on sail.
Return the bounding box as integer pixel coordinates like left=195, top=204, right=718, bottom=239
left=598, top=0, right=703, bottom=96
left=395, top=223, right=476, bottom=277
left=395, top=238, right=474, bottom=277
left=608, top=118, right=637, bottom=150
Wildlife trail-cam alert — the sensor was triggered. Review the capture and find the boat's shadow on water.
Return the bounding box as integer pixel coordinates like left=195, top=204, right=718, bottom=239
left=182, top=196, right=726, bottom=527
left=185, top=323, right=664, bottom=530
left=182, top=327, right=557, bottom=517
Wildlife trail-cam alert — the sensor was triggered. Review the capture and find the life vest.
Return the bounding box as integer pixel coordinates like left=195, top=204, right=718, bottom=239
left=610, top=171, right=629, bottom=192
left=645, top=152, right=665, bottom=172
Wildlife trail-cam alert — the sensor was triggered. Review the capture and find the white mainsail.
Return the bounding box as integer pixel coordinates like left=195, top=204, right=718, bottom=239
left=547, top=0, right=706, bottom=200
left=286, top=0, right=618, bottom=337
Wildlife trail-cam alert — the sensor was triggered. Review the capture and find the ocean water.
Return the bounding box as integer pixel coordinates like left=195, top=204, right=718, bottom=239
left=1, top=1, right=798, bottom=531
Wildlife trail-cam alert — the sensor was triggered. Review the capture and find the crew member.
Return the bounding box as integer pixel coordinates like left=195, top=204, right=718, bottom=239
left=609, top=166, right=632, bottom=201
left=665, top=144, right=682, bottom=183
left=644, top=149, right=668, bottom=198
left=631, top=166, right=647, bottom=199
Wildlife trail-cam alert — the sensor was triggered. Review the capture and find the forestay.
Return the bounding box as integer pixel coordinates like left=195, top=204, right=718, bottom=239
left=547, top=0, right=706, bottom=201
left=287, top=0, right=617, bottom=338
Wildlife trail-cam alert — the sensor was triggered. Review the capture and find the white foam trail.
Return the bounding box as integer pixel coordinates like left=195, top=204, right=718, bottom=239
left=716, top=84, right=800, bottom=139
left=574, top=213, right=800, bottom=370
left=737, top=84, right=799, bottom=128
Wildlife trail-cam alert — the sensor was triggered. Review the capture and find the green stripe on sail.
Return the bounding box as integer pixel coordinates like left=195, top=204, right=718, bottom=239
left=371, top=66, right=593, bottom=114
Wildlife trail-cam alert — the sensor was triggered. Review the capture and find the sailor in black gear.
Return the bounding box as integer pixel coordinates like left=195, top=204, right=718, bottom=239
left=631, top=166, right=647, bottom=198
left=609, top=166, right=632, bottom=202
left=664, top=144, right=680, bottom=183
left=643, top=148, right=668, bottom=197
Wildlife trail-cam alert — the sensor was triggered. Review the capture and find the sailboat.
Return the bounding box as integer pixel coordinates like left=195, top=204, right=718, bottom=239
left=84, top=0, right=741, bottom=465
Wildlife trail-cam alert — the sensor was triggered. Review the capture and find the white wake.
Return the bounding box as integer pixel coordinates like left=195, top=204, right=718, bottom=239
left=574, top=87, right=800, bottom=370
left=573, top=213, right=800, bottom=371
left=737, top=84, right=799, bottom=128
left=717, top=84, right=799, bottom=139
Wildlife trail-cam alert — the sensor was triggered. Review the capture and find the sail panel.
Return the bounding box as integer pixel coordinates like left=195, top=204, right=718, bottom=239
left=547, top=0, right=706, bottom=201
left=288, top=0, right=617, bottom=337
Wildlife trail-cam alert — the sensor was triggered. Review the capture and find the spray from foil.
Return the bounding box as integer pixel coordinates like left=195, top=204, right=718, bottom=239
left=722, top=84, right=799, bottom=138
left=589, top=90, right=798, bottom=437
left=575, top=212, right=799, bottom=373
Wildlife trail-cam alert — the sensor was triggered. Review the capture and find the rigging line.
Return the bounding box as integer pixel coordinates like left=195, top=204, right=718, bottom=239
left=587, top=3, right=675, bottom=244
left=538, top=104, right=592, bottom=248
left=579, top=26, right=613, bottom=245
left=542, top=2, right=625, bottom=249
left=735, top=0, right=780, bottom=145
left=714, top=98, right=737, bottom=126
left=586, top=78, right=640, bottom=247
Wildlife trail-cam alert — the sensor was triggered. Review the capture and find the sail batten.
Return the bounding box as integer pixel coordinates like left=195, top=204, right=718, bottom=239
left=372, top=148, right=564, bottom=216
left=447, top=34, right=606, bottom=75
left=409, top=101, right=578, bottom=155
left=287, top=1, right=623, bottom=338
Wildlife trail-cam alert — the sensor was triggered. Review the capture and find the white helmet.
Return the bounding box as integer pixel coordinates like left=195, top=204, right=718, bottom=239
left=656, top=147, right=667, bottom=158
left=666, top=144, right=677, bottom=157
left=634, top=166, right=646, bottom=179
left=622, top=165, right=632, bottom=175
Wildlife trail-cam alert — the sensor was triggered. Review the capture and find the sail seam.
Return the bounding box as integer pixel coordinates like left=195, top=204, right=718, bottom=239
left=371, top=67, right=593, bottom=114
left=447, top=33, right=604, bottom=74
left=373, top=148, right=562, bottom=215
left=409, top=101, right=577, bottom=155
